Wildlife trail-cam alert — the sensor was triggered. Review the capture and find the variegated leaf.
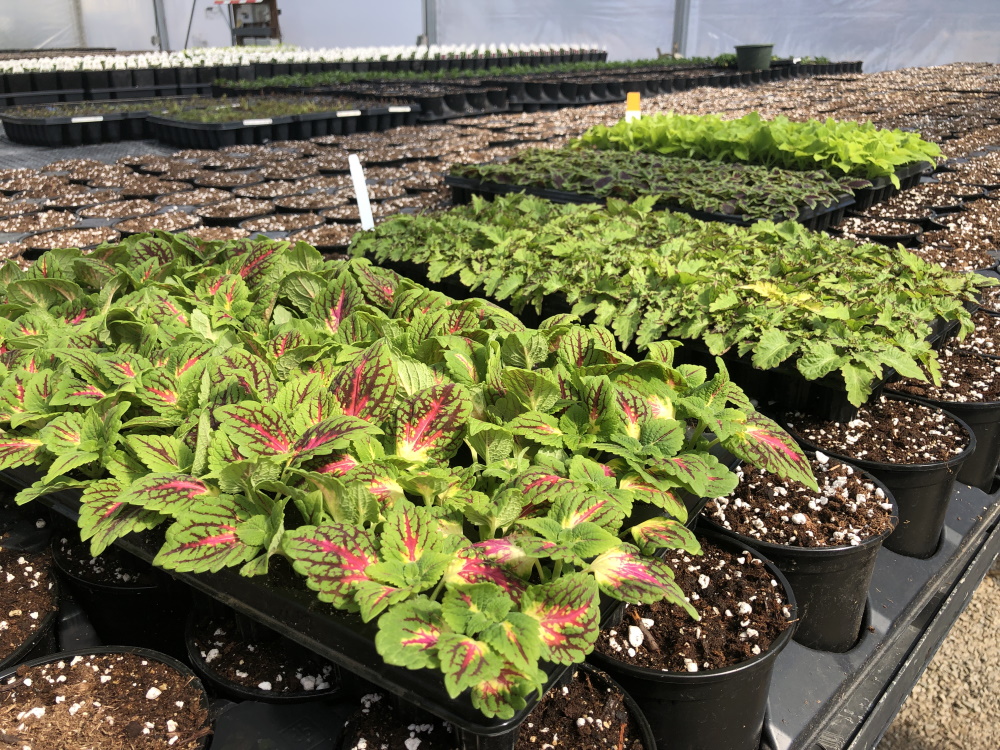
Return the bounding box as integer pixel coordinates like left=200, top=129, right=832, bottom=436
left=630, top=517, right=702, bottom=556
left=79, top=478, right=166, bottom=556
left=153, top=495, right=258, bottom=573
left=520, top=573, right=599, bottom=665
left=724, top=412, right=818, bottom=490
left=590, top=544, right=695, bottom=614
left=283, top=523, right=380, bottom=608
left=118, top=473, right=217, bottom=517
left=329, top=341, right=399, bottom=424
left=395, top=384, right=472, bottom=463
left=375, top=596, right=444, bottom=670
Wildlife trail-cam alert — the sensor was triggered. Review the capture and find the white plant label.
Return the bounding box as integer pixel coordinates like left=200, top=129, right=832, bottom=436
left=336, top=110, right=362, bottom=118
left=388, top=105, right=411, bottom=113
left=70, top=116, right=103, bottom=123
left=624, top=91, right=641, bottom=123
left=348, top=154, right=375, bottom=231
left=242, top=118, right=273, bottom=126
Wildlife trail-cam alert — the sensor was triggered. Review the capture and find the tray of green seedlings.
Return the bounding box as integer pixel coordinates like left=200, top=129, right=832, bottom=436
left=148, top=96, right=422, bottom=149
left=0, top=98, right=189, bottom=147
left=446, top=147, right=866, bottom=229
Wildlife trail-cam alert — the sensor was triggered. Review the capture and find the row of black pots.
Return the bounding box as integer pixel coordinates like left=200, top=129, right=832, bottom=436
left=0, top=52, right=607, bottom=96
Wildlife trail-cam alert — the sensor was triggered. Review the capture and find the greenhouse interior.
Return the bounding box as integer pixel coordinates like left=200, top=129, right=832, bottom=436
left=1, top=1, right=1000, bottom=749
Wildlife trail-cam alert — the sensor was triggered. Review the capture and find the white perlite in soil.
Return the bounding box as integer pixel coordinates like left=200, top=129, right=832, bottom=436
left=788, top=396, right=968, bottom=464
left=708, top=454, right=894, bottom=547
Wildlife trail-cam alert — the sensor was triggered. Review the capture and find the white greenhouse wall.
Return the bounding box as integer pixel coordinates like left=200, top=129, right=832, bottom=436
left=0, top=0, right=83, bottom=49
left=685, top=0, right=1000, bottom=72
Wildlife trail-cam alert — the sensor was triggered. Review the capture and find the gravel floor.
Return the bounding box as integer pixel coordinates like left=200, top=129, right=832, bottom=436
left=879, top=565, right=1000, bottom=749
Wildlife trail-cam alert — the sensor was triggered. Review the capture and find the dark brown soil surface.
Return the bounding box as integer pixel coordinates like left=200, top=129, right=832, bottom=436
left=79, top=199, right=158, bottom=219
left=193, top=171, right=262, bottom=189
left=154, top=188, right=230, bottom=207
left=904, top=182, right=968, bottom=208
left=960, top=309, right=1000, bottom=354
left=55, top=534, right=158, bottom=587
left=787, top=395, right=969, bottom=463
left=241, top=213, right=323, bottom=233
left=290, top=223, right=359, bottom=248
left=318, top=203, right=362, bottom=222
left=114, top=212, right=200, bottom=234
left=0, top=550, right=57, bottom=663
left=44, top=190, right=119, bottom=210
left=838, top=216, right=921, bottom=237
left=0, top=202, right=41, bottom=218
left=259, top=161, right=318, bottom=180
left=706, top=456, right=895, bottom=547
left=25, top=227, right=120, bottom=250
left=342, top=693, right=457, bottom=750
left=595, top=538, right=791, bottom=672
left=0, top=652, right=210, bottom=749
left=195, top=199, right=272, bottom=221
left=0, top=211, right=77, bottom=233
left=514, top=668, right=644, bottom=750
left=232, top=181, right=305, bottom=199
left=275, top=193, right=347, bottom=212
left=189, top=612, right=336, bottom=695
left=182, top=226, right=250, bottom=242
left=887, top=347, right=1000, bottom=402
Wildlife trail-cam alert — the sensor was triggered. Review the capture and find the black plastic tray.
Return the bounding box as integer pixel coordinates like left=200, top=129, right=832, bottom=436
left=0, top=110, right=151, bottom=147
left=852, top=161, right=934, bottom=211
left=445, top=175, right=855, bottom=232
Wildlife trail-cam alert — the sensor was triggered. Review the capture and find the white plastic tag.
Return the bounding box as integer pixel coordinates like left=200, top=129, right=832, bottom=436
left=70, top=116, right=103, bottom=123
left=242, top=118, right=273, bottom=126
left=387, top=105, right=411, bottom=113
left=336, top=110, right=362, bottom=118
left=348, top=154, right=375, bottom=231
left=624, top=91, right=641, bottom=123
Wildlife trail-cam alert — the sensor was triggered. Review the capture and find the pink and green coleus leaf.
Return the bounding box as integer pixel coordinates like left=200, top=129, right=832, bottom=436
left=312, top=275, right=363, bottom=335
left=618, top=473, right=688, bottom=522
left=443, top=544, right=529, bottom=598
left=118, top=473, right=217, bottom=517
left=508, top=411, right=564, bottom=448
left=283, top=523, right=380, bottom=609
left=520, top=572, right=600, bottom=665
left=721, top=411, right=818, bottom=490
left=471, top=664, right=545, bottom=720
left=288, top=415, right=381, bottom=464
left=550, top=490, right=625, bottom=531
left=630, top=517, right=702, bottom=556
left=216, top=403, right=295, bottom=457
left=79, top=478, right=167, bottom=556
left=437, top=632, right=503, bottom=699
left=375, top=596, right=445, bottom=670
left=379, top=504, right=443, bottom=564
left=589, top=544, right=696, bottom=616
left=479, top=613, right=542, bottom=672
left=0, top=431, right=43, bottom=471
left=651, top=452, right=738, bottom=498
left=39, top=412, right=88, bottom=454
left=153, top=495, right=259, bottom=573
left=49, top=376, right=109, bottom=408
left=125, top=434, right=193, bottom=473
left=353, top=580, right=414, bottom=622
left=329, top=341, right=399, bottom=425
left=395, top=383, right=472, bottom=463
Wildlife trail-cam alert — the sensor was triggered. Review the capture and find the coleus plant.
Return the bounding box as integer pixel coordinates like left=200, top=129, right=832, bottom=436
left=351, top=193, right=988, bottom=406
left=450, top=147, right=868, bottom=222
left=0, top=233, right=814, bottom=719
left=574, top=111, right=942, bottom=186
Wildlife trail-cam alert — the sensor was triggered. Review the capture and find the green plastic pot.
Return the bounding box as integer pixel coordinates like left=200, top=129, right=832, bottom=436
left=735, top=44, right=774, bottom=72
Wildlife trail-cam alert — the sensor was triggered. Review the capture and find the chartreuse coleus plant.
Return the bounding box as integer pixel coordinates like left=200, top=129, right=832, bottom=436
left=574, top=112, right=942, bottom=186
left=450, top=147, right=867, bottom=221
left=351, top=193, right=989, bottom=406
left=0, top=232, right=815, bottom=719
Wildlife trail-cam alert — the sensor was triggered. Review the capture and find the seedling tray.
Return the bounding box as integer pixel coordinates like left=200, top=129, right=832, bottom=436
left=852, top=161, right=934, bottom=211
left=0, top=110, right=151, bottom=147
left=0, top=466, right=618, bottom=745
left=149, top=114, right=297, bottom=148
left=445, top=175, right=856, bottom=232
left=758, top=481, right=1000, bottom=750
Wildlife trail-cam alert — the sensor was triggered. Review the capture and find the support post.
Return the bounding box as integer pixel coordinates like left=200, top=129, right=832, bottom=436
left=672, top=0, right=691, bottom=57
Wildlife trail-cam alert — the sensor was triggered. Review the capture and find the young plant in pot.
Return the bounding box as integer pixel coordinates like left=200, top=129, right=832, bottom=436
left=701, top=452, right=897, bottom=652
left=783, top=394, right=975, bottom=558
left=587, top=530, right=798, bottom=750
left=0, top=236, right=814, bottom=730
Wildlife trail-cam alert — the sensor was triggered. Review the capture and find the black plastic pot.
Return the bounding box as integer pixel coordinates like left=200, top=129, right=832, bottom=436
left=784, top=394, right=976, bottom=558
left=890, top=392, right=1000, bottom=492
left=700, top=459, right=898, bottom=652
left=0, top=576, right=59, bottom=672
left=51, top=536, right=190, bottom=659
left=184, top=610, right=341, bottom=704
left=0, top=645, right=212, bottom=749
left=588, top=531, right=798, bottom=750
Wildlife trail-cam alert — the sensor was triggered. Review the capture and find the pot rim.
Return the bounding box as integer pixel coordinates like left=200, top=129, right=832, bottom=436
left=783, top=392, right=977, bottom=472
left=590, top=529, right=798, bottom=685
left=699, top=455, right=899, bottom=559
